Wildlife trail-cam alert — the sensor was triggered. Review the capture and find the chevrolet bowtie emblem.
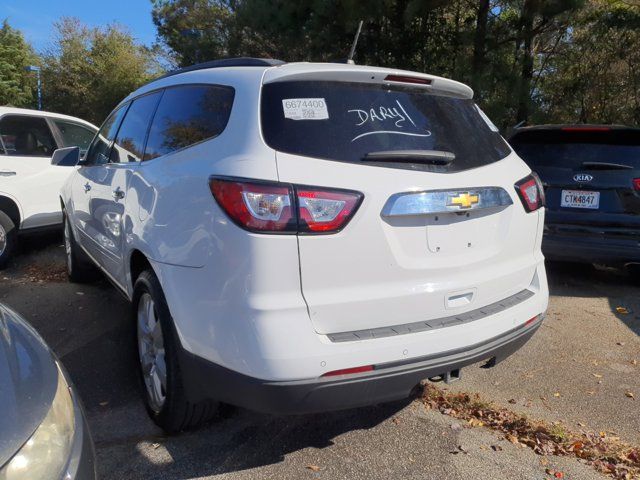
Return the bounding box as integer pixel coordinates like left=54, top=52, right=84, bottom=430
left=448, top=192, right=479, bottom=209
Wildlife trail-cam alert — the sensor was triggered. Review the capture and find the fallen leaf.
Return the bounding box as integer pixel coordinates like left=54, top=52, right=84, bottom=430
left=508, top=398, right=517, bottom=404
left=491, top=445, right=503, bottom=452
left=553, top=392, right=561, bottom=398
left=99, top=401, right=108, bottom=407
left=617, top=341, right=625, bottom=346
left=306, top=465, right=320, bottom=472
left=151, top=443, right=161, bottom=449
left=505, top=434, right=519, bottom=444
left=616, top=306, right=629, bottom=314
left=632, top=359, right=638, bottom=366
left=592, top=373, right=603, bottom=378
left=625, top=391, right=635, bottom=399
left=467, top=418, right=484, bottom=427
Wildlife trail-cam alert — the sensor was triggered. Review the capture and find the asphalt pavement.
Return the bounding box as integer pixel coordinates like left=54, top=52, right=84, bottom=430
left=2, top=234, right=637, bottom=479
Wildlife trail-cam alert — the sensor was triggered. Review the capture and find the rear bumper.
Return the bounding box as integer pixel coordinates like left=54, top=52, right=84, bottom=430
left=178, top=315, right=542, bottom=415
left=543, top=231, right=640, bottom=264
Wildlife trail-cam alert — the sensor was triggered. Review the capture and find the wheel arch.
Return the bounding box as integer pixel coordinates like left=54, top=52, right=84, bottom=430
left=0, top=195, right=21, bottom=229
left=129, top=249, right=154, bottom=293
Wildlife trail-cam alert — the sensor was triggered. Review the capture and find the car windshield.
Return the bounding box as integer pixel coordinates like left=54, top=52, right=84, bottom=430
left=261, top=81, right=511, bottom=173
left=511, top=129, right=640, bottom=170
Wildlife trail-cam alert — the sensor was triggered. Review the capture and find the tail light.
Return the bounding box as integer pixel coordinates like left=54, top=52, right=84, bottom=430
left=515, top=173, right=545, bottom=212
left=210, top=177, right=363, bottom=234
left=633, top=178, right=640, bottom=191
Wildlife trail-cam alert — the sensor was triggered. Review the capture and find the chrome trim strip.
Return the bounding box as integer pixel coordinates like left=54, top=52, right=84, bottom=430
left=381, top=187, right=513, bottom=217
left=327, top=289, right=535, bottom=343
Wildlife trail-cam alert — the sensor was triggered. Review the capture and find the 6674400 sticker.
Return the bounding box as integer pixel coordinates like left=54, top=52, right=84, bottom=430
left=282, top=98, right=329, bottom=120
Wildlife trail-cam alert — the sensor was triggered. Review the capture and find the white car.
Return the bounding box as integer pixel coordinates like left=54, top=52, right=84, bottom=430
left=56, top=58, right=549, bottom=433
left=0, top=107, right=97, bottom=268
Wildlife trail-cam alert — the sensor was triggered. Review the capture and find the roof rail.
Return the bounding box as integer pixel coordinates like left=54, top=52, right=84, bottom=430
left=156, top=57, right=286, bottom=81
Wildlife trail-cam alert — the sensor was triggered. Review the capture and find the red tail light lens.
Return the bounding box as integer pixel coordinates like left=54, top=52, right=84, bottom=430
left=210, top=177, right=363, bottom=234
left=633, top=178, right=640, bottom=191
left=515, top=173, right=545, bottom=212
left=297, top=188, right=363, bottom=233
left=321, top=365, right=374, bottom=377
left=209, top=178, right=296, bottom=232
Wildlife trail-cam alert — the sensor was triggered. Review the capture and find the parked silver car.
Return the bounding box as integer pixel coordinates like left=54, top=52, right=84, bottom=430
left=0, top=304, right=96, bottom=479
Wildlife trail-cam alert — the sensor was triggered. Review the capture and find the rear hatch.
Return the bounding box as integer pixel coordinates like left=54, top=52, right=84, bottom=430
left=510, top=127, right=640, bottom=233
left=261, top=67, right=541, bottom=335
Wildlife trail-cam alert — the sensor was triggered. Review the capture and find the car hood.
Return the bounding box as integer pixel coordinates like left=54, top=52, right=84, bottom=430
left=0, top=304, right=57, bottom=468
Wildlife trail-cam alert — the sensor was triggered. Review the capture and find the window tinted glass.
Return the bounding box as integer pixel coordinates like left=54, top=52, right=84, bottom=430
left=511, top=130, right=640, bottom=170
left=144, top=85, right=235, bottom=160
left=0, top=115, right=56, bottom=157
left=110, top=92, right=162, bottom=163
left=84, top=106, right=128, bottom=165
left=261, top=81, right=510, bottom=173
left=54, top=120, right=96, bottom=155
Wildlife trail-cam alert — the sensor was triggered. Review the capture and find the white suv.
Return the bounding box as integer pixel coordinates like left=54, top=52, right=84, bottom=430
left=57, top=58, right=549, bottom=433
left=0, top=107, right=97, bottom=268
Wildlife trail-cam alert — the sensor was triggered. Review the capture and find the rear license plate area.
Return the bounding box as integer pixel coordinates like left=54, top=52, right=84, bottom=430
left=560, top=190, right=600, bottom=209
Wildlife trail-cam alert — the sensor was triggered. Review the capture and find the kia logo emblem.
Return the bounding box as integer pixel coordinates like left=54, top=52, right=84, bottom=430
left=573, top=173, right=593, bottom=182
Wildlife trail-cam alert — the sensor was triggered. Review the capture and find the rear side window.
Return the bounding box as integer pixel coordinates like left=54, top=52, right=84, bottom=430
left=0, top=115, right=57, bottom=157
left=54, top=120, right=96, bottom=155
left=143, top=84, right=235, bottom=160
left=110, top=92, right=162, bottom=163
left=511, top=129, right=640, bottom=170
left=84, top=106, right=128, bottom=166
left=261, top=81, right=510, bottom=172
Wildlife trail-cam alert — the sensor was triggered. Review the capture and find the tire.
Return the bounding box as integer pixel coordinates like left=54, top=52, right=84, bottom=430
left=63, top=210, right=99, bottom=283
left=133, top=269, right=219, bottom=433
left=0, top=210, right=17, bottom=270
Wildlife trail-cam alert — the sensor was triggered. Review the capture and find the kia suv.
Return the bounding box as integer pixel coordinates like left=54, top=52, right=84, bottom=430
left=510, top=124, right=640, bottom=268
left=56, top=58, right=548, bottom=433
left=0, top=107, right=97, bottom=268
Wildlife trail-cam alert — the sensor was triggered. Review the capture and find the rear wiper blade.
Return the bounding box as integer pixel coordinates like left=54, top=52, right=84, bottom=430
left=362, top=150, right=455, bottom=166
left=581, top=161, right=633, bottom=170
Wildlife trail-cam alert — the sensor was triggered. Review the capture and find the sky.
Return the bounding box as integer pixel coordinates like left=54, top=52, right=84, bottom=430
left=1, top=0, right=157, bottom=51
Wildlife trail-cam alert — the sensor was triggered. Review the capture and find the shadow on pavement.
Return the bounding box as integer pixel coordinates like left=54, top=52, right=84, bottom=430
left=546, top=260, right=640, bottom=337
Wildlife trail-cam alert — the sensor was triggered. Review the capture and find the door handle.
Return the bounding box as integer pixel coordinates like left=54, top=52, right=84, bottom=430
left=84, top=182, right=91, bottom=193
left=112, top=188, right=125, bottom=200
left=0, top=171, right=16, bottom=177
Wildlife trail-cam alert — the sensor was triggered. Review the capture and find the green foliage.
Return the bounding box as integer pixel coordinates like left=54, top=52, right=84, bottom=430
left=41, top=18, right=163, bottom=124
left=0, top=19, right=37, bottom=107
left=152, top=0, right=640, bottom=128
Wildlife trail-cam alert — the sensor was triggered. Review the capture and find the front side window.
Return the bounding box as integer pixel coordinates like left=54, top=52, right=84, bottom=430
left=54, top=120, right=97, bottom=156
left=84, top=106, right=128, bottom=166
left=261, top=81, right=511, bottom=173
left=143, top=84, right=235, bottom=161
left=110, top=92, right=162, bottom=164
left=0, top=115, right=57, bottom=157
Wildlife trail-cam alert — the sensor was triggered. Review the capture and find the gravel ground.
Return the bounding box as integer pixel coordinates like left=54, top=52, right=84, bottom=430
left=2, top=234, right=637, bottom=479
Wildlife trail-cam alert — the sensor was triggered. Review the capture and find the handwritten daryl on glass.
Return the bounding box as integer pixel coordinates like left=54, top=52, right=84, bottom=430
left=347, top=100, right=432, bottom=142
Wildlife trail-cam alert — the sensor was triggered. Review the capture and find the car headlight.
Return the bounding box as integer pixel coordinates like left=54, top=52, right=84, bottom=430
left=0, top=365, right=76, bottom=480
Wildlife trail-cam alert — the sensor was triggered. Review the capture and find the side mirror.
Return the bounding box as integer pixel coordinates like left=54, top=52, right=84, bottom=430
left=51, top=146, right=81, bottom=167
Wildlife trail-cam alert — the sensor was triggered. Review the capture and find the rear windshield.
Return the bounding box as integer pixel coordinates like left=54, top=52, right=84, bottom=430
left=261, top=81, right=511, bottom=173
left=511, top=129, right=640, bottom=170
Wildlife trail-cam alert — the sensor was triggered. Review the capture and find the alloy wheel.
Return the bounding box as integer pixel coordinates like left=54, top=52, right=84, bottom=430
left=63, top=219, right=72, bottom=273
left=137, top=293, right=167, bottom=412
left=0, top=223, right=5, bottom=257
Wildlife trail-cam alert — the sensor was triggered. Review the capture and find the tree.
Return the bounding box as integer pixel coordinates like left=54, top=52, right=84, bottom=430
left=41, top=18, right=163, bottom=124
left=0, top=19, right=38, bottom=107
left=151, top=0, right=238, bottom=66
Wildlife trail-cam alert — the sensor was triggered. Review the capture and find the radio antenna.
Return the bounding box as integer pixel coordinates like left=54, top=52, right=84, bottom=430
left=347, top=20, right=364, bottom=64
